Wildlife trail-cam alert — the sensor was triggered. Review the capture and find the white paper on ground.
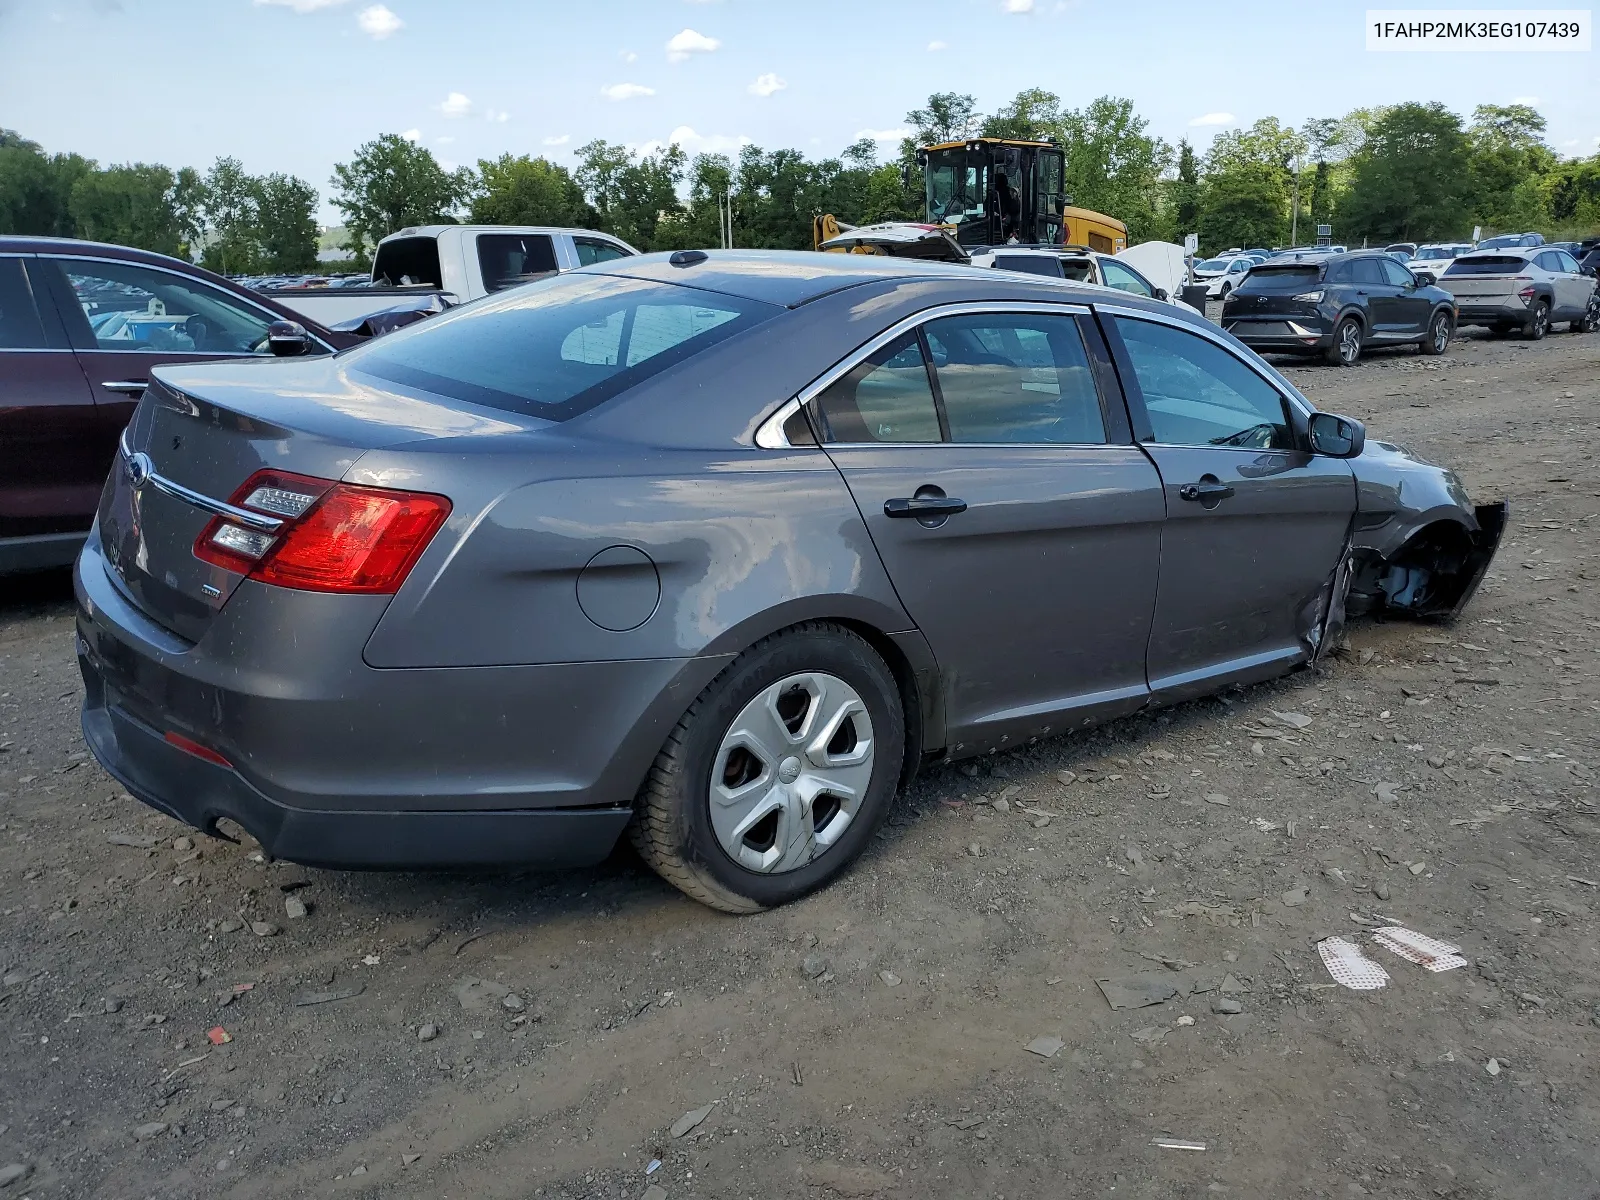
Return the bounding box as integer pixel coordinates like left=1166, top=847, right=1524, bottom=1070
left=1317, top=936, right=1390, bottom=990
left=1373, top=926, right=1469, bottom=972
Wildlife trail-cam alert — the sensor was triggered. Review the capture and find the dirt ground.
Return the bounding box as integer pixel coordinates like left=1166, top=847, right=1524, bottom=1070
left=1, top=324, right=1598, bottom=1200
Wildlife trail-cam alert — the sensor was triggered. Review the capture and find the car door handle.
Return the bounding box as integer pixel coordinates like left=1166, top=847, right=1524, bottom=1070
left=1179, top=481, right=1235, bottom=503
left=885, top=495, right=968, bottom=518
left=100, top=380, right=148, bottom=395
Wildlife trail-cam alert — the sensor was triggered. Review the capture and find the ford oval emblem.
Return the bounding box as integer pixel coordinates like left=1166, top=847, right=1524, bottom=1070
left=125, top=451, right=155, bottom=491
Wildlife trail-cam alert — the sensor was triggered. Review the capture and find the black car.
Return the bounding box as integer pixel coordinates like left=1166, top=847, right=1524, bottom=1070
left=1220, top=251, right=1457, bottom=366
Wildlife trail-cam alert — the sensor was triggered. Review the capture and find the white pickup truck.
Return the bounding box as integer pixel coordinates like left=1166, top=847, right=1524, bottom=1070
left=256, top=225, right=639, bottom=326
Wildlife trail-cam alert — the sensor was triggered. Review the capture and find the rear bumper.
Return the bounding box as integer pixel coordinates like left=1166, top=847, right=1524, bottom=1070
left=1223, top=316, right=1334, bottom=354
left=74, top=535, right=726, bottom=869
left=1454, top=299, right=1527, bottom=326
left=80, top=701, right=633, bottom=868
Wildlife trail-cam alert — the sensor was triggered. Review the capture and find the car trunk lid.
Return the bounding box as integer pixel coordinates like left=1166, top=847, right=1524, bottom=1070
left=1225, top=265, right=1325, bottom=324
left=1440, top=256, right=1528, bottom=301
left=96, top=355, right=533, bottom=644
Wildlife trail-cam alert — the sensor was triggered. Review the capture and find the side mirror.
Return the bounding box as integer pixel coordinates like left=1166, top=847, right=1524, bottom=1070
left=267, top=320, right=312, bottom=357
left=1414, top=272, right=1435, bottom=285
left=1153, top=287, right=1169, bottom=301
left=1308, top=411, right=1366, bottom=459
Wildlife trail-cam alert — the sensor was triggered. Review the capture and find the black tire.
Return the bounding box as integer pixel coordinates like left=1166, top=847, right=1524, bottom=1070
left=1572, top=293, right=1600, bottom=334
left=1418, top=309, right=1451, bottom=355
left=1523, top=299, right=1549, bottom=341
left=1324, top=316, right=1362, bottom=366
left=1218, top=282, right=1231, bottom=299
left=629, top=623, right=906, bottom=913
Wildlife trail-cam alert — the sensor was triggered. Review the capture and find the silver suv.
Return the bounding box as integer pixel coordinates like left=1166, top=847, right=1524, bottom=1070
left=1441, top=246, right=1599, bottom=339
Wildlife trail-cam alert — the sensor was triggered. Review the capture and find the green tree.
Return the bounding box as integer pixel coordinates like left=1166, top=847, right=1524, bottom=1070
left=1174, top=138, right=1199, bottom=232
left=330, top=134, right=472, bottom=259
left=573, top=139, right=686, bottom=251
left=1339, top=102, right=1472, bottom=242
left=199, top=156, right=261, bottom=275
left=254, top=173, right=320, bottom=272
left=981, top=88, right=1061, bottom=141
left=471, top=154, right=592, bottom=227
left=906, top=92, right=982, bottom=145
left=68, top=164, right=185, bottom=256
left=1467, top=103, right=1555, bottom=232
left=1058, top=97, right=1172, bottom=240
left=0, top=139, right=94, bottom=238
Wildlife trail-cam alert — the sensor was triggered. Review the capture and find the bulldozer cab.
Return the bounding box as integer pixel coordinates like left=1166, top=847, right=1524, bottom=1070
left=919, top=138, right=1066, bottom=249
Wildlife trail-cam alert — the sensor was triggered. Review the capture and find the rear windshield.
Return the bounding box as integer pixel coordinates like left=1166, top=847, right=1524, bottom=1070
left=1236, top=265, right=1322, bottom=290
left=1443, top=256, right=1525, bottom=276
left=993, top=255, right=1064, bottom=278
left=342, top=272, right=777, bottom=421
left=372, top=237, right=443, bottom=288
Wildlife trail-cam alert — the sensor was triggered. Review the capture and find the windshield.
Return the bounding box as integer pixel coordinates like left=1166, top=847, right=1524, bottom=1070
left=1415, top=247, right=1453, bottom=259
left=925, top=150, right=989, bottom=223
left=1195, top=258, right=1232, bottom=272
left=343, top=272, right=777, bottom=421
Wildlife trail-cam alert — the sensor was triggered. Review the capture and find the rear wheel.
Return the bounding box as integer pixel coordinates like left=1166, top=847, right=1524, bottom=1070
left=1325, top=317, right=1362, bottom=366
left=1419, top=309, right=1451, bottom=355
left=1523, top=300, right=1550, bottom=340
left=1218, top=282, right=1232, bottom=299
left=1572, top=293, right=1599, bottom=333
left=630, top=623, right=905, bottom=913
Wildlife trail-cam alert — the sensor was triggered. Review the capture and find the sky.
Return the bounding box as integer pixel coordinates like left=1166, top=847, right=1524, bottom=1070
left=2, top=0, right=1596, bottom=223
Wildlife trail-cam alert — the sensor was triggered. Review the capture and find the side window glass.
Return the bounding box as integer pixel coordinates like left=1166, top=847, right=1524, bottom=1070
left=1098, top=259, right=1153, bottom=297
left=55, top=259, right=272, bottom=354
left=477, top=234, right=559, bottom=292
left=1380, top=258, right=1414, bottom=286
left=1326, top=260, right=1352, bottom=284
left=573, top=238, right=631, bottom=266
left=812, top=331, right=940, bottom=444
left=924, top=313, right=1106, bottom=445
left=0, top=259, right=48, bottom=350
left=1555, top=250, right=1581, bottom=273
left=1113, top=317, right=1293, bottom=450
left=1351, top=258, right=1386, bottom=286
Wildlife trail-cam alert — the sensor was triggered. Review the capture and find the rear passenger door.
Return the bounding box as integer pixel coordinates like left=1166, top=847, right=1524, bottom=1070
left=812, top=304, right=1166, bottom=752
left=0, top=256, right=104, bottom=549
left=1103, top=309, right=1356, bottom=699
left=1351, top=257, right=1401, bottom=335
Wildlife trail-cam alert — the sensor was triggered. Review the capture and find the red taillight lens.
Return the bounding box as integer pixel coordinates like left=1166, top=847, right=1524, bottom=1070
left=194, top=470, right=450, bottom=595
left=1517, top=285, right=1536, bottom=301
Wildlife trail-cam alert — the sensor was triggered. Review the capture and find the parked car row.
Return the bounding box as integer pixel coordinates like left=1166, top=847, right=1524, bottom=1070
left=1220, top=246, right=1598, bottom=365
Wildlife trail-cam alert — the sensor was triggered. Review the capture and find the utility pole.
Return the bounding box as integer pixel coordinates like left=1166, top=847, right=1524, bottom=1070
left=1289, top=155, right=1302, bottom=247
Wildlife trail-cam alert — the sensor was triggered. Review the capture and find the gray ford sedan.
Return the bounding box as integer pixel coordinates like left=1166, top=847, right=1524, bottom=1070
left=75, top=251, right=1506, bottom=912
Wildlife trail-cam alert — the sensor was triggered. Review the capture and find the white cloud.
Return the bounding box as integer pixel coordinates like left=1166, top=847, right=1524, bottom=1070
left=435, top=135, right=455, bottom=145
left=1188, top=111, right=1236, bottom=126
left=254, top=0, right=348, bottom=11
left=602, top=82, right=655, bottom=101
left=1003, top=0, right=1033, bottom=12
left=1510, top=95, right=1539, bottom=105
left=438, top=91, right=471, bottom=118
left=620, top=49, right=638, bottom=63
left=666, top=125, right=751, bottom=154
left=356, top=3, right=402, bottom=37
left=485, top=108, right=510, bottom=123
left=666, top=27, right=720, bottom=61
left=748, top=72, right=786, bottom=97
left=400, top=128, right=421, bottom=142
left=856, top=126, right=911, bottom=141
left=927, top=39, right=948, bottom=50
left=543, top=134, right=571, bottom=147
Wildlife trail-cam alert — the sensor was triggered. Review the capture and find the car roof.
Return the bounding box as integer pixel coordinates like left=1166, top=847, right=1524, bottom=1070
left=0, top=234, right=202, bottom=271
left=1456, top=246, right=1538, bottom=259
left=577, top=249, right=993, bottom=308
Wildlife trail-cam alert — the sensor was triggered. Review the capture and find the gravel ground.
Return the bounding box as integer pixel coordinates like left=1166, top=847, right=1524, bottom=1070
left=1, top=326, right=1597, bottom=1200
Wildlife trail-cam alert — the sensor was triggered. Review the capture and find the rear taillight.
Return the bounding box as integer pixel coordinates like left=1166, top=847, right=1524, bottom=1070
left=194, top=469, right=451, bottom=594
left=1516, top=282, right=1536, bottom=301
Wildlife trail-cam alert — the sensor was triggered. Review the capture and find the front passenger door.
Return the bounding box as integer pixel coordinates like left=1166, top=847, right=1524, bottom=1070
left=1104, top=312, right=1356, bottom=700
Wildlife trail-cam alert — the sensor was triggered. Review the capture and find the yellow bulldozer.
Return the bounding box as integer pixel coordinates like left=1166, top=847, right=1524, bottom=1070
left=814, top=137, right=1128, bottom=263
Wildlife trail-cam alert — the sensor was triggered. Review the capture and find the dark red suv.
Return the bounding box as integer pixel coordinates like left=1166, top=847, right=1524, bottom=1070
left=1, top=237, right=357, bottom=575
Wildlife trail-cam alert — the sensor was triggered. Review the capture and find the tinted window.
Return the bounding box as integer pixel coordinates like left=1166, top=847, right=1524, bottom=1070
left=924, top=313, right=1105, bottom=445
left=1237, top=265, right=1321, bottom=291
left=477, top=234, right=559, bottom=292
left=372, top=237, right=443, bottom=288
left=1380, top=258, right=1415, bottom=286
left=0, top=259, right=47, bottom=350
left=1113, top=317, right=1292, bottom=450
left=1443, top=256, right=1525, bottom=276
left=1098, top=258, right=1154, bottom=297
left=813, top=332, right=940, bottom=444
left=993, top=255, right=1064, bottom=278
left=1325, top=260, right=1353, bottom=284
left=573, top=238, right=632, bottom=267
left=1350, top=258, right=1387, bottom=286
left=346, top=273, right=774, bottom=422
left=53, top=259, right=273, bottom=354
